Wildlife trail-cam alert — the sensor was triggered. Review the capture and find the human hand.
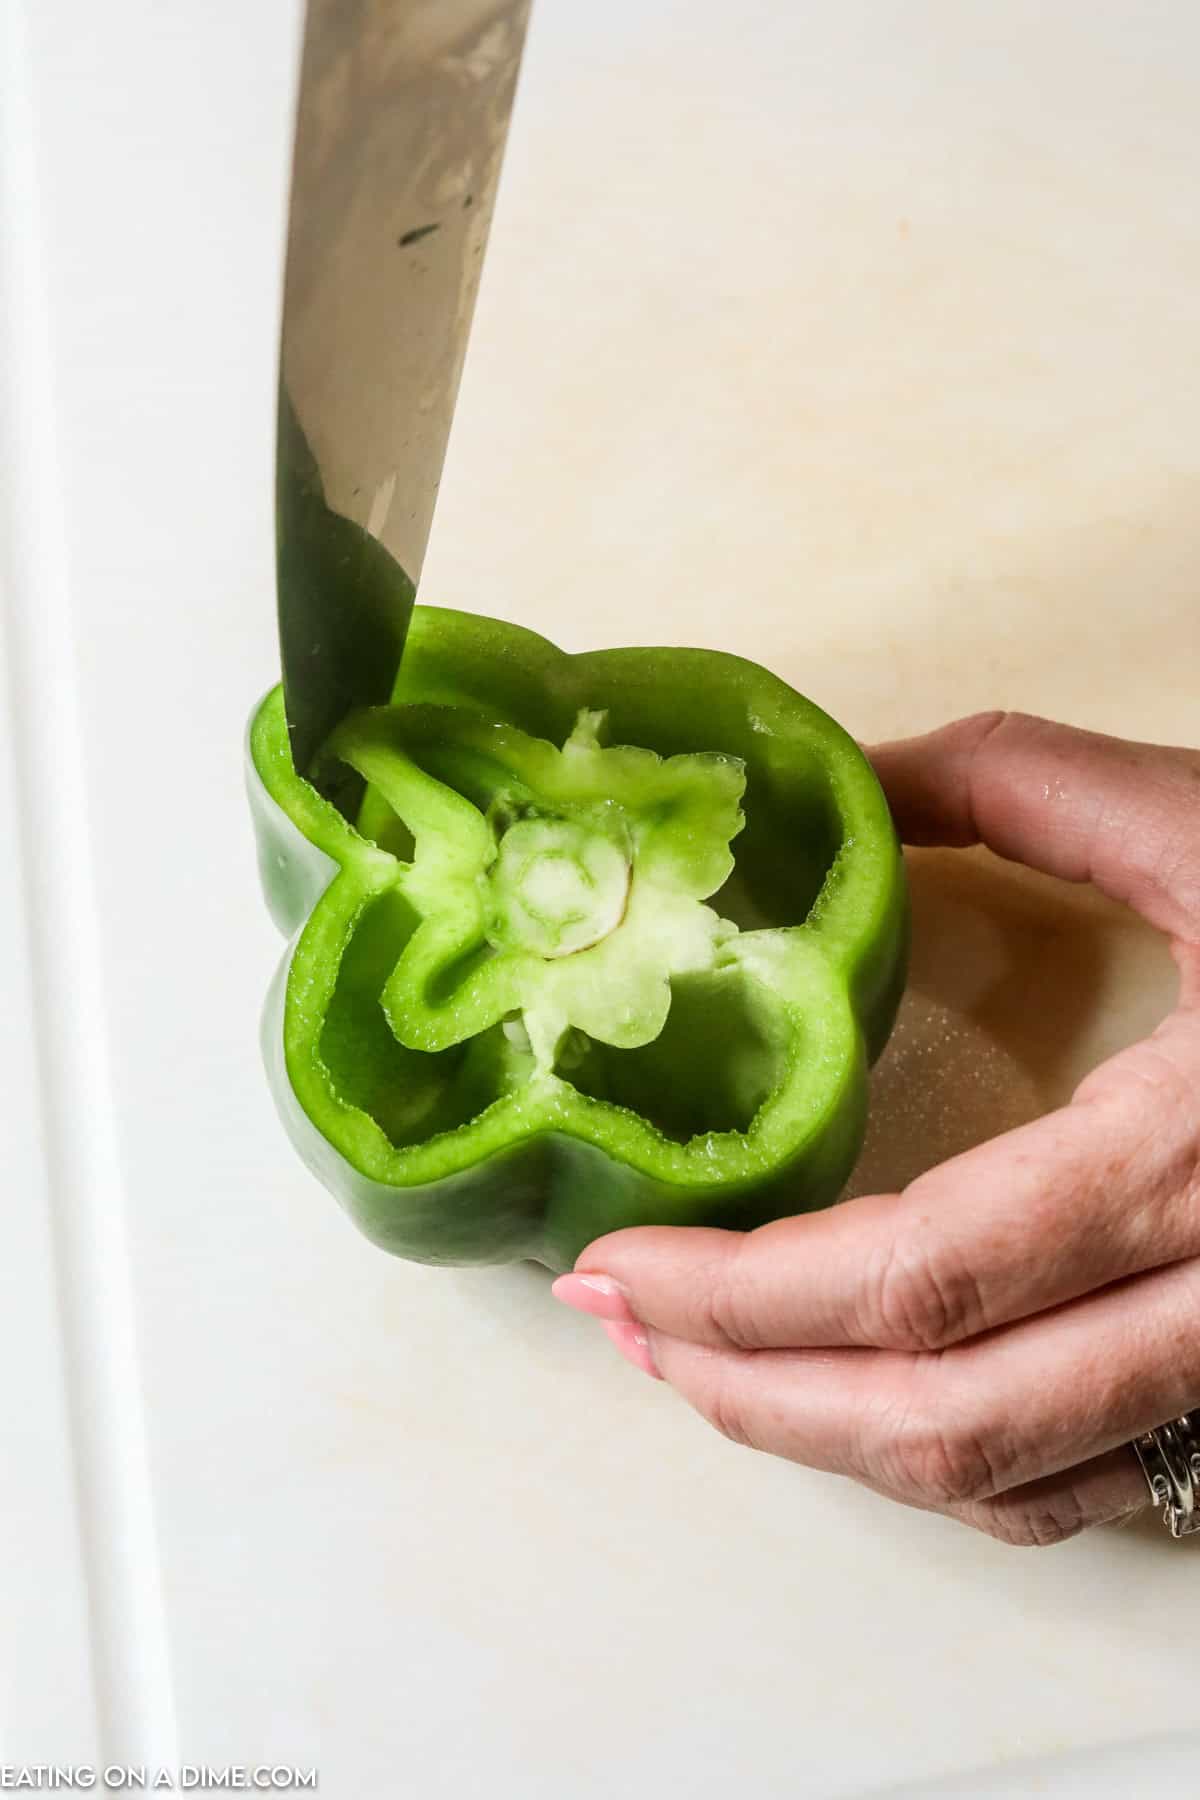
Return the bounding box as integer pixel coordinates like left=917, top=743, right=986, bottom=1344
left=553, top=712, right=1200, bottom=1545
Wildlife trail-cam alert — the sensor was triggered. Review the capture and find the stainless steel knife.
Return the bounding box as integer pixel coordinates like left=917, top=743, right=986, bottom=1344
left=276, top=0, right=532, bottom=778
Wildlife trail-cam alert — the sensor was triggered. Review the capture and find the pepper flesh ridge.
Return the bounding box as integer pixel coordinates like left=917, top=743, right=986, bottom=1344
left=248, top=605, right=909, bottom=1270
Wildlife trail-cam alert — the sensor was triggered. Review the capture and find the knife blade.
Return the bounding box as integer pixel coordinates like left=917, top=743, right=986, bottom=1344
left=276, top=0, right=532, bottom=778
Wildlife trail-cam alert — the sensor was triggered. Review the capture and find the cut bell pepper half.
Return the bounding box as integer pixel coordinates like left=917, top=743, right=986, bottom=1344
left=248, top=605, right=909, bottom=1271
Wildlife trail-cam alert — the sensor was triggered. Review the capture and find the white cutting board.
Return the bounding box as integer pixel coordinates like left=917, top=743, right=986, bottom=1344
left=2, top=0, right=1197, bottom=1792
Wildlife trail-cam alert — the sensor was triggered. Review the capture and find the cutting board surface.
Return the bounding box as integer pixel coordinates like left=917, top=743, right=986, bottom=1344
left=2, top=0, right=1197, bottom=1792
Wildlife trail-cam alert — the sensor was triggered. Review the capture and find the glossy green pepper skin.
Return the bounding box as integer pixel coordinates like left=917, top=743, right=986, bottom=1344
left=248, top=606, right=908, bottom=1271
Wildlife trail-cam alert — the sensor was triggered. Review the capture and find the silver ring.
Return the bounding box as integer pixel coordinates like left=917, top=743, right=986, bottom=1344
left=1132, top=1414, right=1200, bottom=1537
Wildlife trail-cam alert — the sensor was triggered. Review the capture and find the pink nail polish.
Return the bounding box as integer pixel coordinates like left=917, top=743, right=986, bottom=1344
left=551, top=1272, right=637, bottom=1325
left=601, top=1319, right=661, bottom=1380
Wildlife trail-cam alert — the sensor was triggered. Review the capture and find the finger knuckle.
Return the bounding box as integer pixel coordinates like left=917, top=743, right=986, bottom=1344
left=1075, top=1034, right=1200, bottom=1203
left=954, top=709, right=1015, bottom=748
left=888, top=1408, right=1003, bottom=1507
left=971, top=1490, right=1089, bottom=1549
left=1144, top=793, right=1200, bottom=929
left=702, top=1239, right=769, bottom=1352
left=865, top=1235, right=987, bottom=1352
left=697, top=1357, right=758, bottom=1449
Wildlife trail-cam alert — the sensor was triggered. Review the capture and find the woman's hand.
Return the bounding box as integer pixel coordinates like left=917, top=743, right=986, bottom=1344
left=553, top=712, right=1200, bottom=1546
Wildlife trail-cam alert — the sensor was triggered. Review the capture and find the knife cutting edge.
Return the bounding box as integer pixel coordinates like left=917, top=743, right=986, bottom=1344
left=276, top=0, right=532, bottom=781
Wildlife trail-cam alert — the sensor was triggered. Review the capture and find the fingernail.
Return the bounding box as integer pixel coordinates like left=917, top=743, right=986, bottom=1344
left=601, top=1319, right=661, bottom=1380
left=551, top=1272, right=637, bottom=1325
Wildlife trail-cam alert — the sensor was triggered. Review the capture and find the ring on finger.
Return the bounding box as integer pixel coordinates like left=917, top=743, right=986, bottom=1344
left=1132, top=1413, right=1200, bottom=1538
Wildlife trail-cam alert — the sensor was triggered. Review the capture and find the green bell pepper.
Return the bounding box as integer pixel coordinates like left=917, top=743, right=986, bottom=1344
left=248, top=605, right=908, bottom=1271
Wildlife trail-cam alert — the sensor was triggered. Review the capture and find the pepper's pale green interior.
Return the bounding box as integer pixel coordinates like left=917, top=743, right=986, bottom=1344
left=315, top=709, right=847, bottom=1152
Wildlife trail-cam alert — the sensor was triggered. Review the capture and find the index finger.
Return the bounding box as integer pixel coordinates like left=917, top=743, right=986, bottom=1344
left=869, top=711, right=1200, bottom=942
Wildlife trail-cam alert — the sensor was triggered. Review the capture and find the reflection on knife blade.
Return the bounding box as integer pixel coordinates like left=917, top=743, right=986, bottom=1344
left=277, top=0, right=532, bottom=778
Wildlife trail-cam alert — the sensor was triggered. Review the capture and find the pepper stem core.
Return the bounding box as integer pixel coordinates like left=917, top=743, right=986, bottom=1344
left=487, top=817, right=631, bottom=959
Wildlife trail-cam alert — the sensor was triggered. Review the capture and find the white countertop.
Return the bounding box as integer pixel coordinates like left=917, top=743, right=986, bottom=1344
left=2, top=0, right=1198, bottom=1792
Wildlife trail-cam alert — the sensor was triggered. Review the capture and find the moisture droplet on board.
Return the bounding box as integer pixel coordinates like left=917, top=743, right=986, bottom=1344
left=845, top=992, right=1041, bottom=1198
